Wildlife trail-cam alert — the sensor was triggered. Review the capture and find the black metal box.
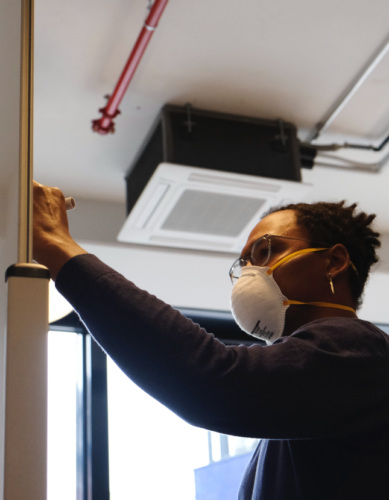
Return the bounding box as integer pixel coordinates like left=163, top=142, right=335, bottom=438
left=125, top=104, right=302, bottom=214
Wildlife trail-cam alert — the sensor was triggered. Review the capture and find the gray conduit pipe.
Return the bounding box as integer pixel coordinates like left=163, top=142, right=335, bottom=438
left=306, top=34, right=389, bottom=143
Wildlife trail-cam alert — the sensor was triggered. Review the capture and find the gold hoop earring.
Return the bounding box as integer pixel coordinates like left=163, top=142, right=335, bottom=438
left=328, top=273, right=335, bottom=295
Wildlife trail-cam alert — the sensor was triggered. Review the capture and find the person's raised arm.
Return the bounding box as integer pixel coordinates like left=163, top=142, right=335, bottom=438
left=33, top=181, right=87, bottom=279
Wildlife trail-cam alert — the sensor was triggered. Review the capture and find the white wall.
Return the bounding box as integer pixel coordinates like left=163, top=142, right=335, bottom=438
left=359, top=234, right=389, bottom=324
left=0, top=1, right=22, bottom=494
left=69, top=197, right=235, bottom=310
left=0, top=177, right=19, bottom=500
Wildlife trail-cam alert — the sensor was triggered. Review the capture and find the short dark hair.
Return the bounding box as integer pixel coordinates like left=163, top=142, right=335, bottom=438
left=265, top=201, right=381, bottom=307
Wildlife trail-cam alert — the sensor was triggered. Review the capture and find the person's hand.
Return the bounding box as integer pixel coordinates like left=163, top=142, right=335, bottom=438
left=33, top=181, right=87, bottom=279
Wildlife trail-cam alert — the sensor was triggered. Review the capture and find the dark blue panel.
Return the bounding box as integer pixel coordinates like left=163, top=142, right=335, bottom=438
left=195, top=453, right=252, bottom=500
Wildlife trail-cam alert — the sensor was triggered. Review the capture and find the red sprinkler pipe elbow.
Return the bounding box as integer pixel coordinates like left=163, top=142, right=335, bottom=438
left=92, top=0, right=170, bottom=134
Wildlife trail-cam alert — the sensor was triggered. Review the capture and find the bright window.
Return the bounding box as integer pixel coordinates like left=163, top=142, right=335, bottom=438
left=47, top=318, right=259, bottom=499
left=47, top=330, right=79, bottom=500
left=107, top=358, right=258, bottom=500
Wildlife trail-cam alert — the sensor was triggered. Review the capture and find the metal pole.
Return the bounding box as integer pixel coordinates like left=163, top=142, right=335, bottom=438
left=18, top=0, right=34, bottom=264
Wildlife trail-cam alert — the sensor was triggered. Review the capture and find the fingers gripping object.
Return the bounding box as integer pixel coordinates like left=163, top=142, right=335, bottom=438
left=65, top=197, right=76, bottom=210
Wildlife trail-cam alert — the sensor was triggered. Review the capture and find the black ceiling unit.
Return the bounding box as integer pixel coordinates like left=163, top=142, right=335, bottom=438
left=118, top=104, right=311, bottom=254
left=125, top=104, right=302, bottom=214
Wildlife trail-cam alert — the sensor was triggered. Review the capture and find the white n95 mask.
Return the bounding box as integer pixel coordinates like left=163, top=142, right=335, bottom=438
left=230, top=266, right=289, bottom=344
left=230, top=246, right=357, bottom=345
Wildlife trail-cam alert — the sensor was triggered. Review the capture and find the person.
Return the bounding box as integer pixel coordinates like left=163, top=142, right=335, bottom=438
left=33, top=181, right=389, bottom=500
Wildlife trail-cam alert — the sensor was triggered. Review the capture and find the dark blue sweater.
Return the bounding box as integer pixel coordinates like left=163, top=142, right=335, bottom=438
left=56, top=254, right=389, bottom=499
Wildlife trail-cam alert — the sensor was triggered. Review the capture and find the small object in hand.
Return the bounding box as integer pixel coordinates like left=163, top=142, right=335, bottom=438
left=65, top=197, right=76, bottom=210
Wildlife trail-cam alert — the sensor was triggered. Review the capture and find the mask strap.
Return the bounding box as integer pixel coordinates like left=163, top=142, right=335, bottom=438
left=267, top=247, right=328, bottom=274
left=285, top=300, right=356, bottom=314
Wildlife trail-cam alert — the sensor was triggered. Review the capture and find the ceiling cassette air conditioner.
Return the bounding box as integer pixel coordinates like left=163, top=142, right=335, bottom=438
left=118, top=162, right=312, bottom=254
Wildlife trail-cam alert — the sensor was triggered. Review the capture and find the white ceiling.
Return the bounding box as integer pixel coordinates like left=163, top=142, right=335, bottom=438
left=3, top=0, right=389, bottom=231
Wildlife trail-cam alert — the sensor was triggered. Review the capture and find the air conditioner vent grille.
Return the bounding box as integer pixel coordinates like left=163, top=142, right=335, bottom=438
left=161, top=190, right=266, bottom=237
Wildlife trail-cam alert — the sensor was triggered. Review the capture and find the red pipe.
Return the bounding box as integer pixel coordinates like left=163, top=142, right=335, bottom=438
left=92, top=0, right=170, bottom=134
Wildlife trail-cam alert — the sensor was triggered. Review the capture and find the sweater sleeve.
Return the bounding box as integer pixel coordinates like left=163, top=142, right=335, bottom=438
left=56, top=254, right=389, bottom=439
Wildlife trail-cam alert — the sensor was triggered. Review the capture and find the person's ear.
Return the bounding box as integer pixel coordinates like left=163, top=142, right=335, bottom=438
left=327, top=244, right=351, bottom=278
